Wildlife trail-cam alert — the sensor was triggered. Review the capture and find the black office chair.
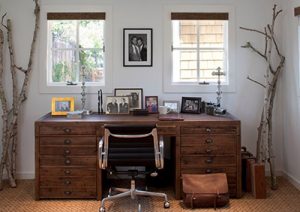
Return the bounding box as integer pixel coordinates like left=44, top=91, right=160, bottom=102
left=98, top=124, right=170, bottom=212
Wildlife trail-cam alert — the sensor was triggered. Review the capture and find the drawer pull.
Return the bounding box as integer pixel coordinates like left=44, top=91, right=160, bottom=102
left=65, top=159, right=71, bottom=165
left=206, top=128, right=211, bottom=133
left=64, top=149, right=71, bottom=155
left=205, top=169, right=212, bottom=173
left=205, top=139, right=213, bottom=144
left=205, top=158, right=213, bottom=164
left=64, top=139, right=71, bottom=145
left=63, top=128, right=71, bottom=133
left=64, top=191, right=72, bottom=195
left=205, top=149, right=212, bottom=154
left=64, top=180, right=71, bottom=185
left=64, top=170, right=71, bottom=175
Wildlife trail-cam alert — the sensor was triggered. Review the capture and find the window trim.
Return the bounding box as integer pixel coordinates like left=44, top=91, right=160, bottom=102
left=163, top=5, right=236, bottom=93
left=39, top=5, right=112, bottom=94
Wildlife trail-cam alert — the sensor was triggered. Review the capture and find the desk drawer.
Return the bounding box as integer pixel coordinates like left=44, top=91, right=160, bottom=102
left=40, top=146, right=96, bottom=156
left=181, top=155, right=236, bottom=168
left=157, top=125, right=177, bottom=135
left=40, top=176, right=96, bottom=187
left=40, top=125, right=96, bottom=135
left=40, top=156, right=96, bottom=167
left=39, top=187, right=96, bottom=199
left=181, top=126, right=237, bottom=135
left=40, top=136, right=96, bottom=146
left=40, top=167, right=96, bottom=176
left=181, top=135, right=236, bottom=155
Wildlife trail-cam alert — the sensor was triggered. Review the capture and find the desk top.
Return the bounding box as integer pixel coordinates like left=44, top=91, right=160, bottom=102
left=36, top=112, right=240, bottom=124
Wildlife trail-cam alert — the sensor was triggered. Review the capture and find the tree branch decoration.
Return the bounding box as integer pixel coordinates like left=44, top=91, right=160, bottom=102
left=0, top=0, right=40, bottom=190
left=240, top=4, right=285, bottom=190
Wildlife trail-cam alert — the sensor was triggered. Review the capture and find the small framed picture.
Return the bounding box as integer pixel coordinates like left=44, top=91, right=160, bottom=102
left=123, top=28, right=153, bottom=67
left=145, top=96, right=158, bottom=113
left=106, top=96, right=130, bottom=114
left=181, top=97, right=202, bottom=114
left=163, top=100, right=180, bottom=113
left=51, top=97, right=75, bottom=115
left=114, top=88, right=143, bottom=111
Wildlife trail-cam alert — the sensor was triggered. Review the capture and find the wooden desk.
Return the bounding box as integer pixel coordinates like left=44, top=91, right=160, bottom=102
left=35, top=113, right=241, bottom=200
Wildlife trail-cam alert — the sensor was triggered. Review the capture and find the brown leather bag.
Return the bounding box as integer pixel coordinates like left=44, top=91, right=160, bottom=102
left=182, top=173, right=229, bottom=209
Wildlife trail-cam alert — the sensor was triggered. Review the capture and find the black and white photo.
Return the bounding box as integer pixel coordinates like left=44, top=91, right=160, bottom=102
left=123, top=28, right=152, bottom=66
left=181, top=97, right=202, bottom=114
left=106, top=96, right=130, bottom=114
left=114, top=88, right=143, bottom=110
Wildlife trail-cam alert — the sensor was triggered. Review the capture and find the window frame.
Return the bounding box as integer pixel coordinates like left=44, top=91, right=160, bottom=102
left=39, top=5, right=112, bottom=94
left=163, top=5, right=236, bottom=93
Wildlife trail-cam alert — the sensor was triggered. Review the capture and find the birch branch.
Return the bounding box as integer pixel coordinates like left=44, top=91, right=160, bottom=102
left=241, top=42, right=267, bottom=61
left=240, top=26, right=271, bottom=39
left=247, top=75, right=266, bottom=88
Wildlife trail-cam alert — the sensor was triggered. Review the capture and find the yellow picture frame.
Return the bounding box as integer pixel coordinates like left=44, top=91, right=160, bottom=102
left=51, top=97, right=75, bottom=115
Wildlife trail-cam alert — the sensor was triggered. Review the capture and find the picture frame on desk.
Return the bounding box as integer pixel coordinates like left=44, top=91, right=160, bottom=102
left=181, top=97, right=201, bottom=114
left=163, top=100, right=180, bottom=113
left=114, top=88, right=143, bottom=111
left=145, top=96, right=158, bottom=114
left=106, top=96, right=130, bottom=114
left=51, top=97, right=74, bottom=116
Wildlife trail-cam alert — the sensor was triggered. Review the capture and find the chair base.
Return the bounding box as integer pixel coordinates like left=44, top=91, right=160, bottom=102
left=99, top=179, right=170, bottom=212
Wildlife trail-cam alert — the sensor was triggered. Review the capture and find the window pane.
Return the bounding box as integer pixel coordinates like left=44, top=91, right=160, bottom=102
left=199, top=50, right=225, bottom=82
left=79, top=49, right=104, bottom=82
left=79, top=20, right=104, bottom=48
left=173, top=50, right=197, bottom=82
left=173, top=20, right=197, bottom=48
left=49, top=20, right=76, bottom=48
left=199, top=20, right=225, bottom=48
left=51, top=50, right=77, bottom=82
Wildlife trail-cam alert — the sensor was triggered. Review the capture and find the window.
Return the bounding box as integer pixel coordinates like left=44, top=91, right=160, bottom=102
left=163, top=6, right=235, bottom=93
left=47, top=13, right=105, bottom=85
left=39, top=6, right=112, bottom=94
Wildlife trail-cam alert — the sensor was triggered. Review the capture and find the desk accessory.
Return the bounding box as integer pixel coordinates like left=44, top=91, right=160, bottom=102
left=67, top=110, right=84, bottom=119
left=132, top=109, right=148, bottom=116
left=98, top=89, right=103, bottom=114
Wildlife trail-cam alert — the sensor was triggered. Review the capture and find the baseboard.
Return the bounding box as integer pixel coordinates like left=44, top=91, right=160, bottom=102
left=3, top=172, right=34, bottom=180
left=282, top=171, right=300, bottom=191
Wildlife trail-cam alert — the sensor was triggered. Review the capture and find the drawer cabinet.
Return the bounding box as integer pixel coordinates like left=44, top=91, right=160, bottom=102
left=180, top=123, right=241, bottom=198
left=35, top=122, right=98, bottom=199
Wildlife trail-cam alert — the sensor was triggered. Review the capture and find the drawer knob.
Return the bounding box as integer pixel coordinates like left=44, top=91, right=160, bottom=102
left=64, top=149, right=71, bottom=155
left=65, top=159, right=71, bottom=165
left=206, top=128, right=211, bottom=133
left=205, top=139, right=213, bottom=144
left=64, top=139, right=71, bottom=145
left=64, top=191, right=72, bottom=195
left=205, top=158, right=213, bottom=164
left=205, top=169, right=212, bottom=173
left=64, top=180, right=71, bottom=185
left=64, top=170, right=71, bottom=175
left=205, top=149, right=212, bottom=154
left=64, top=128, right=71, bottom=133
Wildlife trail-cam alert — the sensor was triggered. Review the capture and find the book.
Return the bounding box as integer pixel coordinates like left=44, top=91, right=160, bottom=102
left=67, top=110, right=84, bottom=119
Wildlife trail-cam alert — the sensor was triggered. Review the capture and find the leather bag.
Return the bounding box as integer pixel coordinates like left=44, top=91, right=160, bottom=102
left=182, top=173, right=229, bottom=209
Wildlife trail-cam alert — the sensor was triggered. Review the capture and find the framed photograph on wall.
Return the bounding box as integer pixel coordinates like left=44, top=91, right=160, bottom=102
left=181, top=97, right=202, bottom=114
left=51, top=97, right=75, bottom=115
left=114, top=88, right=143, bottom=110
left=145, top=96, right=158, bottom=114
left=106, top=96, right=130, bottom=114
left=123, top=28, right=153, bottom=67
left=163, top=100, right=180, bottom=113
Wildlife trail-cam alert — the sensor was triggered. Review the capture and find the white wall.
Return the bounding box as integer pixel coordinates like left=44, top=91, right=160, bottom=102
left=276, top=0, right=300, bottom=189
left=0, top=0, right=285, bottom=180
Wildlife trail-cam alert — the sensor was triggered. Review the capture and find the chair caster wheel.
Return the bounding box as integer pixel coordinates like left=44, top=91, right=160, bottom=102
left=164, top=201, right=170, bottom=209
left=99, top=206, right=106, bottom=212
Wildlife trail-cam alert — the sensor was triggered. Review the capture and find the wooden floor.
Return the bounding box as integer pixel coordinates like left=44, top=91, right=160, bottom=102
left=0, top=177, right=300, bottom=212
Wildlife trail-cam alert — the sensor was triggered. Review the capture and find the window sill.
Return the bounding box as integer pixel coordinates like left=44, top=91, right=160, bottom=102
left=163, top=82, right=235, bottom=93
left=39, top=84, right=112, bottom=94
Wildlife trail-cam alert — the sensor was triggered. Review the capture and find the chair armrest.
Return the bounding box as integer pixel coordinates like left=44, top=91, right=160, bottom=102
left=159, top=136, right=164, bottom=169
left=98, top=138, right=106, bottom=169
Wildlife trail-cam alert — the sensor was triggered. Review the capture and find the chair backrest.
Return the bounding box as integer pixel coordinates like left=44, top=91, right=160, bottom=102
left=103, top=124, right=158, bottom=168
